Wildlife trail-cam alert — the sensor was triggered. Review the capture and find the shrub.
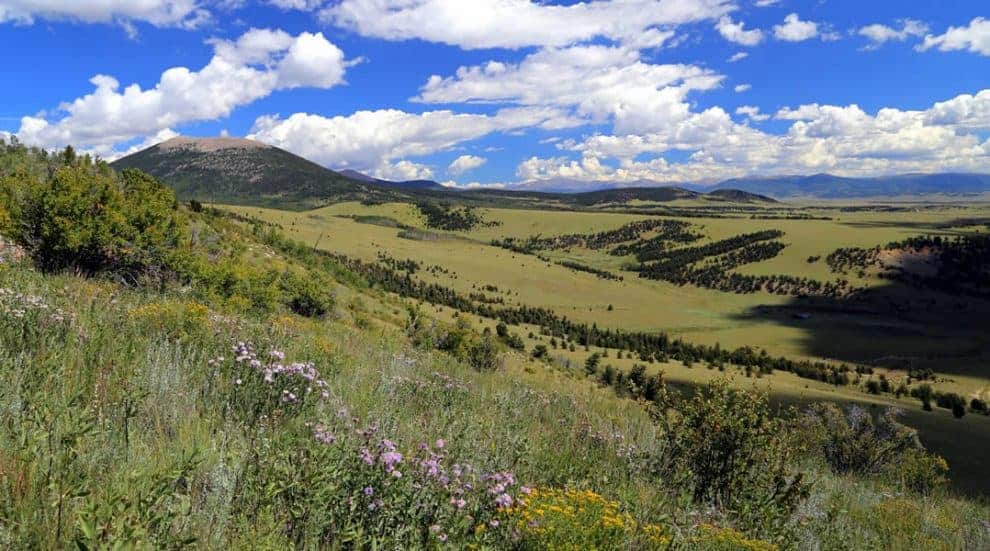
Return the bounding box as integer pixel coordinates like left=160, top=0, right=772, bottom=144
left=467, top=334, right=502, bottom=372
left=280, top=269, right=335, bottom=318
left=897, top=452, right=949, bottom=495
left=1, top=165, right=185, bottom=280
left=649, top=379, right=808, bottom=535
left=800, top=404, right=921, bottom=476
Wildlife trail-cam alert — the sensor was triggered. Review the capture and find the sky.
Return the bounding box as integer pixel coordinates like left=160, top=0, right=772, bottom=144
left=0, top=1, right=988, bottom=189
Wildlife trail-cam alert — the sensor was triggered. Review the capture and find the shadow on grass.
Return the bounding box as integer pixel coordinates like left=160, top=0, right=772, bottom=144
left=732, top=278, right=990, bottom=378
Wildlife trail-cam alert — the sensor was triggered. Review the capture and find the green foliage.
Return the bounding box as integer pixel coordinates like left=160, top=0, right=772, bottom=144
left=1, top=161, right=184, bottom=279
left=800, top=404, right=921, bottom=475
left=406, top=309, right=504, bottom=371
left=800, top=403, right=949, bottom=494
left=74, top=451, right=201, bottom=549
left=649, top=379, right=809, bottom=536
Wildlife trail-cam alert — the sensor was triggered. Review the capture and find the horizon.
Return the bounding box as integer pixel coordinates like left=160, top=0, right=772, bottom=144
left=1, top=1, right=989, bottom=190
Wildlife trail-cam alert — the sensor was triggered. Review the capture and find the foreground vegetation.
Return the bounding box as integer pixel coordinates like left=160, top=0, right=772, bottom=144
left=1, top=140, right=988, bottom=548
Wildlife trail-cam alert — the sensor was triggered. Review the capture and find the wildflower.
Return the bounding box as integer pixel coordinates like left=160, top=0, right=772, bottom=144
left=435, top=438, right=445, bottom=449
left=363, top=486, right=374, bottom=497
left=489, top=519, right=500, bottom=528
left=235, top=378, right=242, bottom=385
left=430, top=524, right=441, bottom=533
left=438, top=533, right=447, bottom=542
left=359, top=448, right=374, bottom=465
left=495, top=493, right=513, bottom=508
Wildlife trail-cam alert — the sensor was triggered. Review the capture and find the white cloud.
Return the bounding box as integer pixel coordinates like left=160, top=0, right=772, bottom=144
left=715, top=15, right=764, bottom=46
left=0, top=0, right=210, bottom=29
left=267, top=0, right=324, bottom=9
left=773, top=13, right=819, bottom=42
left=918, top=17, right=990, bottom=56
left=14, top=28, right=350, bottom=154
left=320, top=0, right=733, bottom=50
left=735, top=105, right=768, bottom=122
left=375, top=159, right=434, bottom=181
left=415, top=44, right=723, bottom=135
left=858, top=19, right=928, bottom=49
left=516, top=89, right=990, bottom=187
left=754, top=0, right=779, bottom=6
left=727, top=51, right=749, bottom=62
left=447, top=154, right=486, bottom=175
left=734, top=83, right=751, bottom=93
left=924, top=89, right=990, bottom=129
left=247, top=106, right=576, bottom=173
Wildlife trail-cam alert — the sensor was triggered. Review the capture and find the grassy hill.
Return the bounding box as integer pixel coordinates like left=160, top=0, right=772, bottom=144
left=3, top=140, right=989, bottom=548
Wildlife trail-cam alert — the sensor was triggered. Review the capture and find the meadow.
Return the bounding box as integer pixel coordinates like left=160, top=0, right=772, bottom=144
left=224, top=199, right=990, bottom=496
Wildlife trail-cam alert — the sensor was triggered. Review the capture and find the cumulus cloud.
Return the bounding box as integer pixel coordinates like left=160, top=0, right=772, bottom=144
left=415, top=44, right=723, bottom=135
left=858, top=19, right=928, bottom=49
left=735, top=105, right=768, bottom=122
left=516, top=89, right=990, bottom=187
left=715, top=15, right=764, bottom=46
left=918, top=17, right=990, bottom=56
left=247, top=106, right=576, bottom=174
left=0, top=0, right=211, bottom=29
left=773, top=13, right=819, bottom=42
left=13, top=28, right=350, bottom=155
left=319, top=0, right=733, bottom=50
left=447, top=154, right=486, bottom=175
left=375, top=159, right=435, bottom=181
left=734, top=84, right=751, bottom=93
left=727, top=51, right=749, bottom=62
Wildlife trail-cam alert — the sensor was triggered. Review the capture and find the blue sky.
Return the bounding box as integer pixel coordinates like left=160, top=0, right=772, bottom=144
left=1, top=1, right=988, bottom=188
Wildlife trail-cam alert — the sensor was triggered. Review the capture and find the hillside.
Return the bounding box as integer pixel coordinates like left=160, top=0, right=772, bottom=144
left=111, top=136, right=402, bottom=208
left=2, top=141, right=990, bottom=548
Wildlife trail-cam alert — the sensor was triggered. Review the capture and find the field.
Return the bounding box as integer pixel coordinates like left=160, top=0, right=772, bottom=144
left=224, top=199, right=990, bottom=495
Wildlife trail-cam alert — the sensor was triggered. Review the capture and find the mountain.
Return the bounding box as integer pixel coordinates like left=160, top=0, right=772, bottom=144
left=111, top=137, right=403, bottom=208
left=704, top=189, right=778, bottom=203
left=339, top=169, right=445, bottom=191
left=707, top=173, right=990, bottom=199
left=567, top=186, right=699, bottom=205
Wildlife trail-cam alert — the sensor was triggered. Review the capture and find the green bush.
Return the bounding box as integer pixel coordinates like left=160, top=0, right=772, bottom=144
left=801, top=403, right=922, bottom=475
left=280, top=269, right=335, bottom=318
left=649, top=379, right=808, bottom=535
left=1, top=164, right=184, bottom=279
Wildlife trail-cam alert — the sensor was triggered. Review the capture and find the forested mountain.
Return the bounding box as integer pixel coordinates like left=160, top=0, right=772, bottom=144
left=111, top=137, right=403, bottom=208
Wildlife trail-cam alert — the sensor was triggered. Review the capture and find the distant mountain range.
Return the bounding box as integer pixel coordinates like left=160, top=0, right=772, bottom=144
left=701, top=173, right=990, bottom=199
left=111, top=136, right=990, bottom=209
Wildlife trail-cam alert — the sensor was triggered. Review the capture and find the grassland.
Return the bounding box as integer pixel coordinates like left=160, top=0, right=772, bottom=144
left=224, top=199, right=990, bottom=497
